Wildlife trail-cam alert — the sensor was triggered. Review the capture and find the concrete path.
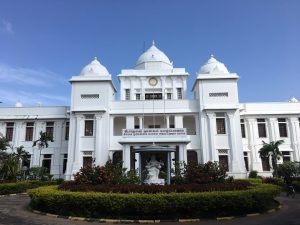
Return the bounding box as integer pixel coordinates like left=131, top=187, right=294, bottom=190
left=0, top=193, right=299, bottom=225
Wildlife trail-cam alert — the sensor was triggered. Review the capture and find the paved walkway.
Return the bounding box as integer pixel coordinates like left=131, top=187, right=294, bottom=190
left=0, top=193, right=299, bottom=225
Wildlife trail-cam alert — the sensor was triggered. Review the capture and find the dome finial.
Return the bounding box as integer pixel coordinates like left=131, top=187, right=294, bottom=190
left=94, top=56, right=97, bottom=61
left=210, top=54, right=214, bottom=58
left=152, top=40, right=155, bottom=46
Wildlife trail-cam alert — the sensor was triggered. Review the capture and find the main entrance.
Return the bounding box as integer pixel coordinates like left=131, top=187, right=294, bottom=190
left=134, top=145, right=176, bottom=185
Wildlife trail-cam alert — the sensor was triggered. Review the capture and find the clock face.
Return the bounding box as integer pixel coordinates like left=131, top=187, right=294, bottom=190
left=149, top=77, right=158, bottom=86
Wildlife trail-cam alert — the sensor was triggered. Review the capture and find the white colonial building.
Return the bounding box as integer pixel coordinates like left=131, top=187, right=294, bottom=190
left=0, top=42, right=300, bottom=180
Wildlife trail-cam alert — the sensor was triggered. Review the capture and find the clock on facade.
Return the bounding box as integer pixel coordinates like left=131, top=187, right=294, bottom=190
left=149, top=77, right=158, bottom=86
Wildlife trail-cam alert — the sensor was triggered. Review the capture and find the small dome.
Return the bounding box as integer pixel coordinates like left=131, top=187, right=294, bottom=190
left=198, top=55, right=229, bottom=74
left=15, top=100, right=23, bottom=107
left=135, top=41, right=173, bottom=70
left=80, top=57, right=109, bottom=76
left=289, top=97, right=299, bottom=103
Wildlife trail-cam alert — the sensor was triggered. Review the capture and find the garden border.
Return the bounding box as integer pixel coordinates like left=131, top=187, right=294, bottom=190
left=29, top=184, right=281, bottom=220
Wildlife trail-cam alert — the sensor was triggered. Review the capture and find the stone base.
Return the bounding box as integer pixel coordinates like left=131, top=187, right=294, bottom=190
left=144, top=179, right=165, bottom=185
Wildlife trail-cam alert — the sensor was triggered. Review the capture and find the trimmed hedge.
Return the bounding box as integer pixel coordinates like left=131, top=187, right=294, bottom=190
left=29, top=184, right=280, bottom=219
left=58, top=180, right=251, bottom=193
left=0, top=181, right=59, bottom=195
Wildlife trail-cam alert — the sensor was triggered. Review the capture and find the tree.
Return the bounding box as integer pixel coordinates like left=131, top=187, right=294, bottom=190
left=0, top=133, right=10, bottom=166
left=259, top=140, right=284, bottom=177
left=32, top=131, right=54, bottom=166
left=0, top=145, right=30, bottom=180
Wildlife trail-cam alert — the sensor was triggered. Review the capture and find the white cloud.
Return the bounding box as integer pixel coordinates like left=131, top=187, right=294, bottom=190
left=0, top=19, right=13, bottom=34
left=0, top=63, right=67, bottom=87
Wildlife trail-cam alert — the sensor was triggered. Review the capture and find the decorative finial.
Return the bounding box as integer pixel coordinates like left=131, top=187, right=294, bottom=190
left=94, top=56, right=97, bottom=61
left=210, top=54, right=214, bottom=58
left=152, top=40, right=155, bottom=46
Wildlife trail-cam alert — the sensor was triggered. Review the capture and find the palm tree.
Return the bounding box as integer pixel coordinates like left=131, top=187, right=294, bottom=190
left=32, top=131, right=54, bottom=167
left=259, top=140, right=284, bottom=177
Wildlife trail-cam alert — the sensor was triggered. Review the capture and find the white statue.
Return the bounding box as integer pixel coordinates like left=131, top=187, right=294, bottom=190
left=144, top=155, right=165, bottom=185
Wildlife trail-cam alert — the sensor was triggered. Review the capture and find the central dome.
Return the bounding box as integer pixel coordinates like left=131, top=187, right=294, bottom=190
left=135, top=41, right=173, bottom=70
left=80, top=57, right=109, bottom=76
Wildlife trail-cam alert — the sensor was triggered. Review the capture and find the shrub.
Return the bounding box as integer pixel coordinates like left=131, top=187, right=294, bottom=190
left=28, top=167, right=53, bottom=181
left=277, top=162, right=298, bottom=178
left=172, top=161, right=227, bottom=184
left=262, top=177, right=284, bottom=186
left=0, top=180, right=59, bottom=195
left=58, top=180, right=251, bottom=193
left=292, top=181, right=300, bottom=192
left=74, top=161, right=140, bottom=185
left=30, top=184, right=281, bottom=219
left=248, top=170, right=258, bottom=178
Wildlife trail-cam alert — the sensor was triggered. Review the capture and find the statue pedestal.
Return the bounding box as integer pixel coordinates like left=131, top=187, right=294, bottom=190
left=144, top=179, right=165, bottom=185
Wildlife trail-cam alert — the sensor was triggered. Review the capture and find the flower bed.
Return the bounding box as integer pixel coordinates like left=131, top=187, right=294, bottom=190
left=58, top=180, right=251, bottom=193
left=29, top=184, right=280, bottom=219
left=0, top=180, right=59, bottom=195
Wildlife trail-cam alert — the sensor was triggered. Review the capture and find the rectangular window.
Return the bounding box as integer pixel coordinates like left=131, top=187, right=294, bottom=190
left=177, top=88, right=182, bottom=99
left=145, top=93, right=162, bottom=100
left=134, top=125, right=140, bottom=129
left=216, top=114, right=226, bottom=134
left=167, top=93, right=172, bottom=100
left=42, top=154, right=52, bottom=172
left=261, top=157, right=270, bottom=171
left=240, top=119, right=246, bottom=138
left=244, top=152, right=249, bottom=171
left=218, top=149, right=229, bottom=171
left=148, top=125, right=160, bottom=128
left=136, top=93, right=141, bottom=100
left=278, top=118, right=288, bottom=137
left=281, top=151, right=291, bottom=162
left=84, top=120, right=94, bottom=136
left=83, top=156, right=93, bottom=168
left=5, top=122, right=14, bottom=141
left=219, top=155, right=229, bottom=171
left=46, top=122, right=54, bottom=139
left=63, top=154, right=68, bottom=174
left=25, top=122, right=34, bottom=141
left=65, top=122, right=69, bottom=140
left=125, top=89, right=130, bottom=100
left=257, top=119, right=267, bottom=138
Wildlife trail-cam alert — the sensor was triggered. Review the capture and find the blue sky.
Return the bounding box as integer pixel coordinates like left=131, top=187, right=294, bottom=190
left=0, top=0, right=299, bottom=106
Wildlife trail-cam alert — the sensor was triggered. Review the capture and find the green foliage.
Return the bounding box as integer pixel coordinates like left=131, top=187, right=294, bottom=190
left=248, top=170, right=258, bottom=178
left=28, top=167, right=53, bottom=181
left=292, top=181, right=300, bottom=192
left=236, top=178, right=262, bottom=185
left=29, top=184, right=280, bottom=219
left=259, top=140, right=284, bottom=177
left=0, top=180, right=59, bottom=195
left=277, top=162, right=298, bottom=178
left=0, top=145, right=30, bottom=180
left=74, top=160, right=140, bottom=185
left=0, top=135, right=9, bottom=151
left=32, top=131, right=54, bottom=149
left=172, top=161, right=227, bottom=184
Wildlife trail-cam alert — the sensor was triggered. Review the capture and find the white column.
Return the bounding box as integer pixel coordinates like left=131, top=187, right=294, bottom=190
left=207, top=112, right=218, bottom=161
left=227, top=112, right=245, bottom=173
left=246, top=118, right=262, bottom=171
left=138, top=116, right=143, bottom=129
left=288, top=118, right=300, bottom=161
left=71, top=115, right=84, bottom=175
left=126, top=116, right=134, bottom=129
left=178, top=144, right=187, bottom=164
left=174, top=115, right=183, bottom=128
left=94, top=114, right=102, bottom=165
left=166, top=115, right=170, bottom=128
left=171, top=77, right=177, bottom=100
left=267, top=118, right=278, bottom=142
left=123, top=144, right=131, bottom=170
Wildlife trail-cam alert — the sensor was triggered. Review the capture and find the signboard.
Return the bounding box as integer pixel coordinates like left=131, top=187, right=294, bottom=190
left=122, top=128, right=187, bottom=137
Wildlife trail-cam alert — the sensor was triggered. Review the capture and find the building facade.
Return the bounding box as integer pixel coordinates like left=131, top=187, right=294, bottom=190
left=0, top=42, right=300, bottom=180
